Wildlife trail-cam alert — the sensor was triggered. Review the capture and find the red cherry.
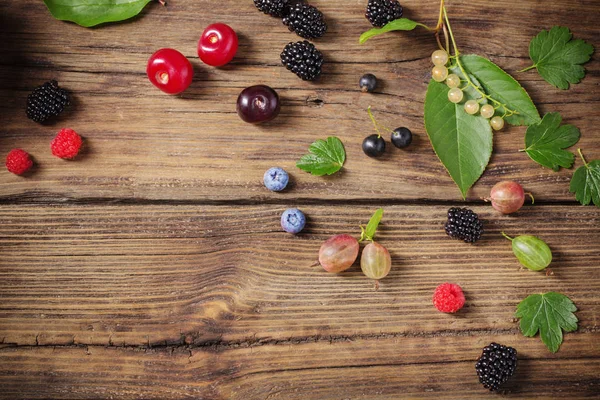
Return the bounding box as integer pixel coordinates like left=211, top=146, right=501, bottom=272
left=198, top=23, right=238, bottom=67
left=146, top=48, right=193, bottom=95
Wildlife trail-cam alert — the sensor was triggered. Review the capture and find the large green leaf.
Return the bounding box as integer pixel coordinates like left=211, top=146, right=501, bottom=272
left=424, top=80, right=493, bottom=198
left=44, top=0, right=153, bottom=28
left=460, top=55, right=541, bottom=126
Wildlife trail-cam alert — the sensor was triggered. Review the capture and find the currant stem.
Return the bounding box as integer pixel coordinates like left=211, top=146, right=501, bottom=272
left=367, top=106, right=393, bottom=137
left=441, top=7, right=519, bottom=117
left=435, top=0, right=446, bottom=31
left=443, top=24, right=450, bottom=55
left=501, top=232, right=514, bottom=241
left=578, top=148, right=590, bottom=168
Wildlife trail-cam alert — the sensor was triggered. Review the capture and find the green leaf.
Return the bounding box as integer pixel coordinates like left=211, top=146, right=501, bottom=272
left=296, top=136, right=346, bottom=176
left=570, top=150, right=600, bottom=207
left=515, top=292, right=578, bottom=353
left=424, top=79, right=493, bottom=198
left=359, top=18, right=428, bottom=44
left=526, top=26, right=594, bottom=90
left=460, top=55, right=541, bottom=126
left=523, top=113, right=580, bottom=171
left=43, top=0, right=154, bottom=28
left=362, top=208, right=383, bottom=241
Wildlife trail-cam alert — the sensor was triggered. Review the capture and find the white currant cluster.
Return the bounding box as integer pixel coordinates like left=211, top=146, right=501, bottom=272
left=431, top=50, right=505, bottom=131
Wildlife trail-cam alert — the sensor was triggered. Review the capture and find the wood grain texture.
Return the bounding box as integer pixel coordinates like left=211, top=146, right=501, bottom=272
left=1, top=333, right=599, bottom=399
left=0, top=0, right=598, bottom=202
left=0, top=205, right=598, bottom=347
left=0, top=0, right=599, bottom=398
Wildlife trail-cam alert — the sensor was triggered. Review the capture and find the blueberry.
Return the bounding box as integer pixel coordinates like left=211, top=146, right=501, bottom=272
left=359, top=73, right=377, bottom=93
left=264, top=167, right=289, bottom=192
left=281, top=208, right=306, bottom=234
left=362, top=134, right=386, bottom=157
left=391, top=127, right=412, bottom=148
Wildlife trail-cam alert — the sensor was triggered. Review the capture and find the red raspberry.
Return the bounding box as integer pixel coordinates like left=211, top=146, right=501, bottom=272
left=6, top=149, right=33, bottom=175
left=433, top=283, right=465, bottom=313
left=51, top=128, right=82, bottom=159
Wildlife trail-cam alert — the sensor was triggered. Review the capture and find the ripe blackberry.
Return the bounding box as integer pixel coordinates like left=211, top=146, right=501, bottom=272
left=365, top=0, right=404, bottom=28
left=253, top=0, right=292, bottom=17
left=444, top=207, right=483, bottom=243
left=26, top=80, right=70, bottom=123
left=280, top=41, right=324, bottom=81
left=282, top=3, right=327, bottom=39
left=475, top=343, right=517, bottom=391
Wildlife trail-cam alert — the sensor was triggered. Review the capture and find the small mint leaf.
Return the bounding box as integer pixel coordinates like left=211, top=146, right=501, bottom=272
left=296, top=136, right=346, bottom=176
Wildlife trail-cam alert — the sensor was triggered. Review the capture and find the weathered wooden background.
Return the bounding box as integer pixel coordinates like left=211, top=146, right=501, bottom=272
left=0, top=0, right=598, bottom=398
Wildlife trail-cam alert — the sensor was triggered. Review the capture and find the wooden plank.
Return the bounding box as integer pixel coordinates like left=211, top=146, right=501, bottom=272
left=1, top=333, right=598, bottom=399
left=0, top=0, right=598, bottom=202
left=0, top=204, right=598, bottom=347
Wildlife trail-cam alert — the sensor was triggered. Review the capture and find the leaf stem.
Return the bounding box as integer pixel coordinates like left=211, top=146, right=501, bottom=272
left=517, top=64, right=536, bottom=73
left=501, top=232, right=514, bottom=241
left=578, top=148, right=590, bottom=169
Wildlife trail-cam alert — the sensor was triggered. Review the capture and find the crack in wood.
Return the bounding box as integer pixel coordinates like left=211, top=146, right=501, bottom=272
left=2, top=326, right=597, bottom=351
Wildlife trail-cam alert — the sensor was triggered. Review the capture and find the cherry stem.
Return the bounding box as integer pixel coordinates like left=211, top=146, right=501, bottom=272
left=157, top=0, right=167, bottom=5
left=501, top=232, right=514, bottom=241
left=526, top=192, right=535, bottom=204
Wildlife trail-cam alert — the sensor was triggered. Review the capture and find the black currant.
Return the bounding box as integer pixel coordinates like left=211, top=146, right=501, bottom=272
left=362, top=134, right=386, bottom=157
left=391, top=127, right=412, bottom=148
left=359, top=73, right=377, bottom=93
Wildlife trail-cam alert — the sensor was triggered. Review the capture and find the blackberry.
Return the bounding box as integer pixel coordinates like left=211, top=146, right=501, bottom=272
left=26, top=80, right=70, bottom=123
left=444, top=207, right=483, bottom=243
left=280, top=41, right=324, bottom=81
left=282, top=3, right=327, bottom=39
left=475, top=343, right=517, bottom=391
left=253, top=0, right=292, bottom=18
left=365, top=0, right=404, bottom=28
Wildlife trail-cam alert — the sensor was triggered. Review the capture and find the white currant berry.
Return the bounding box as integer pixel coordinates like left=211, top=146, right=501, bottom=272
left=446, top=74, right=460, bottom=88
left=432, top=65, right=448, bottom=82
left=448, top=88, right=464, bottom=103
left=431, top=50, right=449, bottom=66
left=464, top=100, right=480, bottom=115
left=480, top=104, right=495, bottom=119
left=490, top=116, right=505, bottom=131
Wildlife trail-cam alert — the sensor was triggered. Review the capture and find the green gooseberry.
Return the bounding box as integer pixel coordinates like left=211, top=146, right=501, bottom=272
left=502, top=232, right=552, bottom=271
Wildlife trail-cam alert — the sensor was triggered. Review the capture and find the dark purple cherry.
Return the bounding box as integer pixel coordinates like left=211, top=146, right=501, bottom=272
left=236, top=85, right=281, bottom=124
